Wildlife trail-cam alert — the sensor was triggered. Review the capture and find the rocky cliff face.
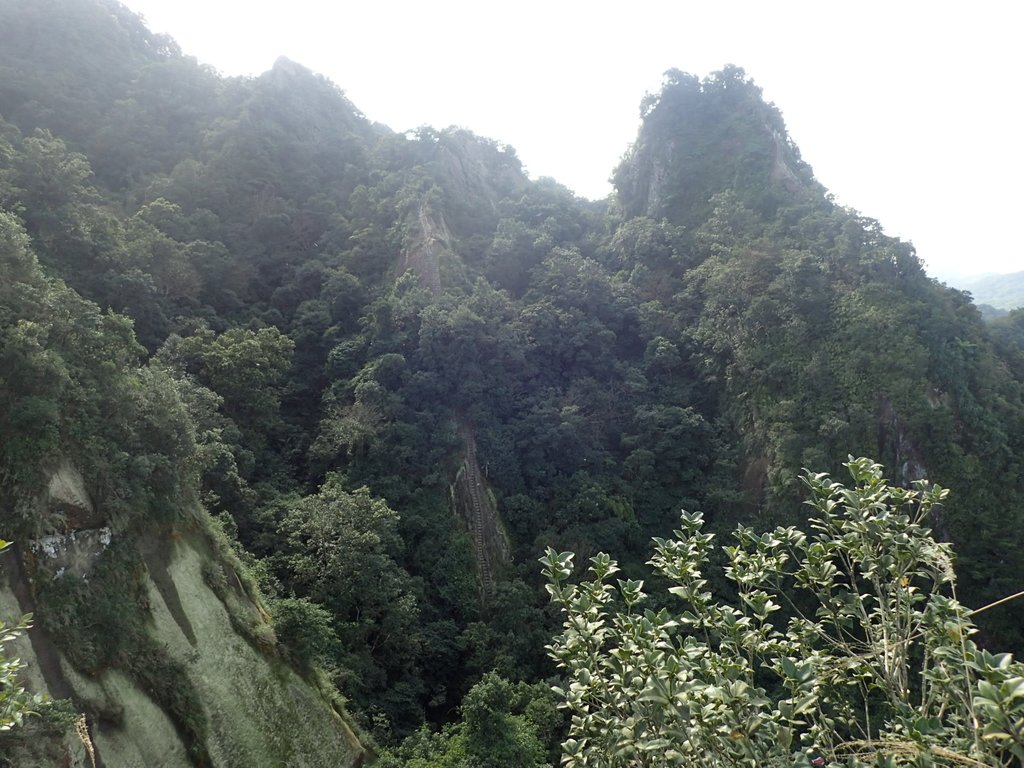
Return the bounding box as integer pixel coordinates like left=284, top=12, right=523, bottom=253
left=399, top=199, right=451, bottom=295
left=453, top=422, right=512, bottom=602
left=1, top=464, right=365, bottom=768
left=613, top=66, right=823, bottom=228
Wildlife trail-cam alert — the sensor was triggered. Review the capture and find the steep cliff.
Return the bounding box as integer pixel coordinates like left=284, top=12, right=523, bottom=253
left=1, top=494, right=365, bottom=767
left=0, top=213, right=366, bottom=766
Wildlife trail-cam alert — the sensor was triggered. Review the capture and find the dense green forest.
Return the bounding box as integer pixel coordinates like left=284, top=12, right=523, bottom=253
left=2, top=1, right=1024, bottom=765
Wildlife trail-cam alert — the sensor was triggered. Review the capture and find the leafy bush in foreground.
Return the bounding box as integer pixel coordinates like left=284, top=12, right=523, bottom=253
left=0, top=540, right=43, bottom=732
left=543, top=458, right=1024, bottom=767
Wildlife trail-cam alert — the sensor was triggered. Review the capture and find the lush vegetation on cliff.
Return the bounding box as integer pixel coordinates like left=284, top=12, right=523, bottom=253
left=2, top=1, right=1024, bottom=764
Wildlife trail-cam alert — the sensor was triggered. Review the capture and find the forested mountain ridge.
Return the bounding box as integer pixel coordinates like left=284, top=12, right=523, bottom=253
left=2, top=1, right=1024, bottom=765
left=944, top=270, right=1024, bottom=312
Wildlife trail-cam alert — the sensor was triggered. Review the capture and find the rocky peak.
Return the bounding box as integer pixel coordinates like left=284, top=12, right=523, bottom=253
left=613, top=66, right=824, bottom=227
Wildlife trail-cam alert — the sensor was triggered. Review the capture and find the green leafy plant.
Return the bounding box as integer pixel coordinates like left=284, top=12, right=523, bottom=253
left=0, top=540, right=44, bottom=732
left=542, top=458, right=1024, bottom=767
left=271, top=596, right=339, bottom=670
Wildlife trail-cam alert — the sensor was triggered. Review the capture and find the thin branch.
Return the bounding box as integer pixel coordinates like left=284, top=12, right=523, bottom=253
left=968, top=588, right=1024, bottom=617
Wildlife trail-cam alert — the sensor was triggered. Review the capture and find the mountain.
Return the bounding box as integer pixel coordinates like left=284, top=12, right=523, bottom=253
left=940, top=271, right=1024, bottom=312
left=2, top=1, right=1024, bottom=765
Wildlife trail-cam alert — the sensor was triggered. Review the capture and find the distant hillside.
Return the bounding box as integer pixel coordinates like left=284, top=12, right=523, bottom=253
left=941, top=270, right=1024, bottom=311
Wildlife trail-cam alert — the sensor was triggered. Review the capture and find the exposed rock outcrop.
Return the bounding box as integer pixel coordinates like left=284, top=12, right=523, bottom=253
left=2, top=532, right=365, bottom=767
left=1, top=463, right=365, bottom=767
left=31, top=462, right=112, bottom=579
left=398, top=200, right=449, bottom=294
left=453, top=422, right=511, bottom=602
left=878, top=395, right=928, bottom=485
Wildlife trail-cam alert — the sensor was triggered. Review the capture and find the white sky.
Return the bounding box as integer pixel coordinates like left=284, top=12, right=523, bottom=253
left=119, top=0, right=1023, bottom=277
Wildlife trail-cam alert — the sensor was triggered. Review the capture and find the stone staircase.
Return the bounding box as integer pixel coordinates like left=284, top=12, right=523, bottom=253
left=463, top=433, right=494, bottom=598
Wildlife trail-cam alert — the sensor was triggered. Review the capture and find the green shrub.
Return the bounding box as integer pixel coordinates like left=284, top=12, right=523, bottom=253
left=271, top=597, right=338, bottom=670
left=543, top=458, right=1024, bottom=767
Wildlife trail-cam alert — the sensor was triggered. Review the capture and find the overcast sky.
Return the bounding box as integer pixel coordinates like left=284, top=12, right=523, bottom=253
left=119, top=0, right=1022, bottom=277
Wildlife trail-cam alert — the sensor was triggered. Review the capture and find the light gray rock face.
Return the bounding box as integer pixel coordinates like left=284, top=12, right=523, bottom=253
left=2, top=462, right=365, bottom=767
left=32, top=526, right=112, bottom=579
